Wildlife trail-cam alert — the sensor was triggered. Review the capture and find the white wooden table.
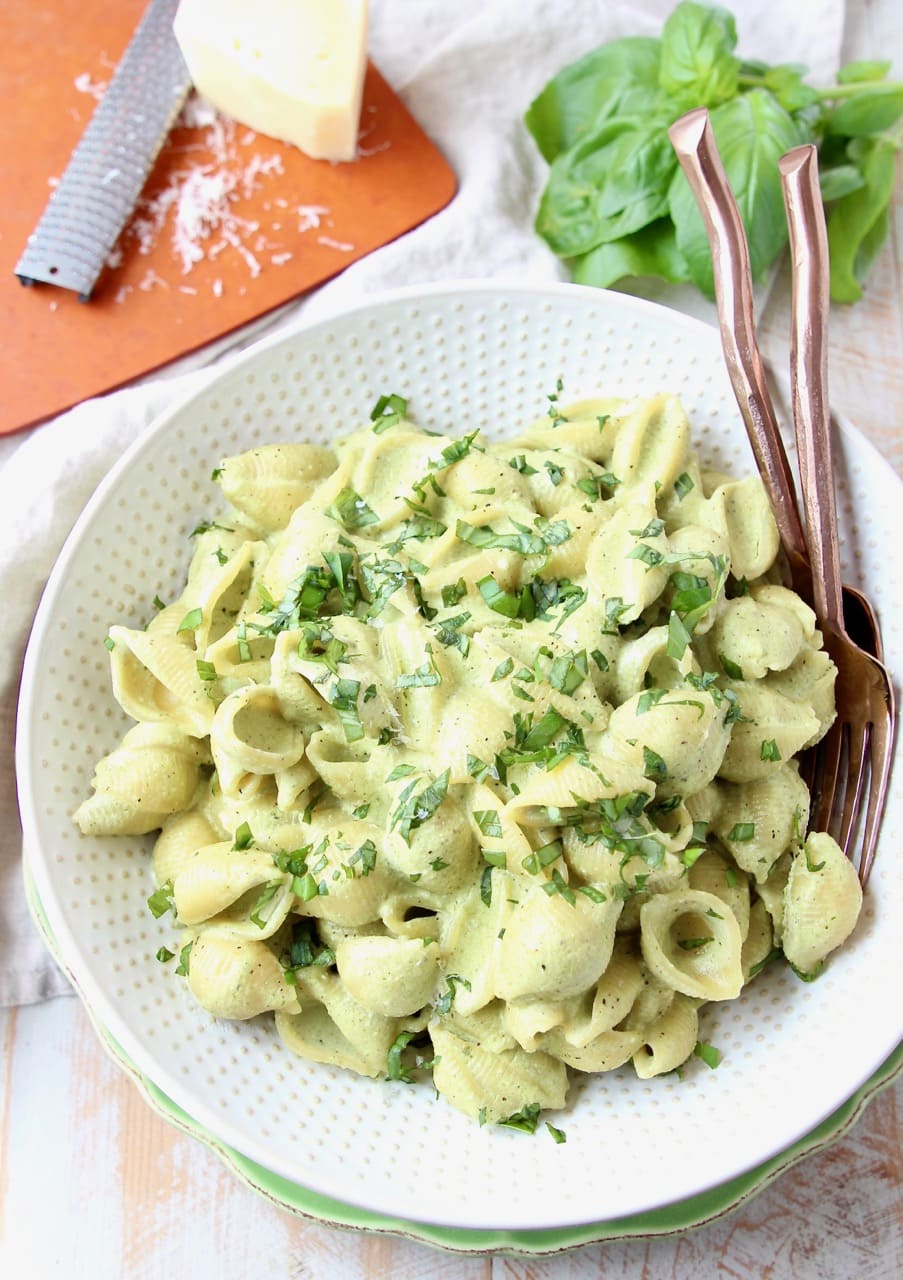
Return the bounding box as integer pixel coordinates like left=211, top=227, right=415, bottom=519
left=2, top=2, right=902, bottom=1275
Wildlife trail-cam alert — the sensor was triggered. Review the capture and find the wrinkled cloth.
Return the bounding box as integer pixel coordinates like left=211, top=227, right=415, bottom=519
left=0, top=0, right=845, bottom=1004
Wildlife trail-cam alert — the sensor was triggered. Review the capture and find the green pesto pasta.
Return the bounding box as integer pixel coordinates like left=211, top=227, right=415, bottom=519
left=75, top=392, right=863, bottom=1126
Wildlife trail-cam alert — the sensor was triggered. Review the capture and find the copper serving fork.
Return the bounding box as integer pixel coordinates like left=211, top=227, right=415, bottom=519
left=779, top=145, right=895, bottom=886
left=668, top=109, right=895, bottom=885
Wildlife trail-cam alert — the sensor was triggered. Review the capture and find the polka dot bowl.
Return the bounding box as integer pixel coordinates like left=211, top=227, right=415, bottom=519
left=16, top=282, right=903, bottom=1232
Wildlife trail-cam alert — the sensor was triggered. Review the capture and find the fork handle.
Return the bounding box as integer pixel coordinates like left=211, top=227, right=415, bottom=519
left=779, top=145, right=845, bottom=630
left=668, top=109, right=809, bottom=569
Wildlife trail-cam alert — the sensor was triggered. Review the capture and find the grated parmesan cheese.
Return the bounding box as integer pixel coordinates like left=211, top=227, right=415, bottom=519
left=64, top=78, right=364, bottom=301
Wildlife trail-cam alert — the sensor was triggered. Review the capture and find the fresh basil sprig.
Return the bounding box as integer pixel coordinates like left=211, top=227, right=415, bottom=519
left=526, top=1, right=902, bottom=303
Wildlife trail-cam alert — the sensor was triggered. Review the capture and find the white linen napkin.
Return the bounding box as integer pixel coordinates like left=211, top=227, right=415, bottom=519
left=0, top=0, right=845, bottom=1005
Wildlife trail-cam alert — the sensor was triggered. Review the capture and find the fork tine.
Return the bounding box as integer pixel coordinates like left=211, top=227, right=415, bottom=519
left=859, top=692, right=897, bottom=887
left=838, top=718, right=869, bottom=854
left=811, top=718, right=846, bottom=837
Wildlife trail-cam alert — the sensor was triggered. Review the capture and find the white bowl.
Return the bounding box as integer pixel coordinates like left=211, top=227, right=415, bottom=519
left=16, top=282, right=903, bottom=1232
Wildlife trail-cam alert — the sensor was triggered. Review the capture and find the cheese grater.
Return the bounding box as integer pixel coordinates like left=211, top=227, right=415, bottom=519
left=14, top=0, right=192, bottom=301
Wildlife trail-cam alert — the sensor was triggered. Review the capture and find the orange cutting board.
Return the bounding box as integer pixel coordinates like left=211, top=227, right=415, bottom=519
left=0, top=2, right=457, bottom=437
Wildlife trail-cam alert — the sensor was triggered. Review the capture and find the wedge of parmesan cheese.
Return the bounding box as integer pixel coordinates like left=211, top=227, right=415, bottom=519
left=173, top=0, right=368, bottom=162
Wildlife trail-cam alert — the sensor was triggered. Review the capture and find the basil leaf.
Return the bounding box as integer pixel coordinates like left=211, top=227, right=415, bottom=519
left=818, top=163, right=866, bottom=204
left=571, top=215, right=691, bottom=289
left=827, top=138, right=897, bottom=302
left=525, top=36, right=662, bottom=163
left=658, top=1, right=740, bottom=109
left=836, top=60, right=892, bottom=85
left=758, top=64, right=819, bottom=113
left=823, top=85, right=903, bottom=138
left=669, top=90, right=804, bottom=295
left=537, top=118, right=678, bottom=258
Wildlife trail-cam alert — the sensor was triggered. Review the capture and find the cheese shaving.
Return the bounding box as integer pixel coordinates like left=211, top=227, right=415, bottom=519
left=96, top=91, right=355, bottom=300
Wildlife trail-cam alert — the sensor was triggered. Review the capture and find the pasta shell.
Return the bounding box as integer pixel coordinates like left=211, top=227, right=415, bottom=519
left=153, top=810, right=218, bottom=884
left=108, top=612, right=215, bottom=737
left=217, top=442, right=337, bottom=531
left=713, top=765, right=810, bottom=882
left=741, top=898, right=775, bottom=982
left=604, top=684, right=732, bottom=798
left=697, top=474, right=780, bottom=580
left=586, top=498, right=669, bottom=624
left=632, top=994, right=699, bottom=1078
left=74, top=723, right=205, bottom=836
left=609, top=394, right=691, bottom=493
left=640, top=888, right=744, bottom=1001
left=687, top=849, right=751, bottom=941
left=187, top=930, right=299, bottom=1020
left=335, top=936, right=440, bottom=1017
left=495, top=884, right=622, bottom=1003
left=782, top=833, right=863, bottom=975
left=711, top=595, right=807, bottom=680
left=613, top=623, right=700, bottom=706
left=718, top=685, right=821, bottom=783
left=430, top=1022, right=568, bottom=1123
left=172, top=841, right=292, bottom=938
left=277, top=968, right=400, bottom=1077
left=210, top=685, right=306, bottom=788
left=547, top=1027, right=644, bottom=1074
left=508, top=396, right=625, bottom=459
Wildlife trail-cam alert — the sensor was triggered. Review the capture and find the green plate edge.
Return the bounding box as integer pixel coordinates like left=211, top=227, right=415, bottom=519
left=24, top=862, right=903, bottom=1256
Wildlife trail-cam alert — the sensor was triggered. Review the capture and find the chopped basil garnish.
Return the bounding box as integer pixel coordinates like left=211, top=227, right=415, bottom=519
left=431, top=612, right=471, bottom=655
left=396, top=655, right=442, bottom=688
left=642, top=746, right=668, bottom=781
left=249, top=880, right=282, bottom=929
left=329, top=677, right=364, bottom=742
left=522, top=839, right=563, bottom=875
left=177, top=607, right=203, bottom=633
left=548, top=649, right=588, bottom=695
left=719, top=653, right=744, bottom=680
left=694, top=1041, right=721, bottom=1069
left=474, top=809, right=503, bottom=839
left=325, top=487, right=380, bottom=530
left=232, top=822, right=254, bottom=851
left=435, top=973, right=472, bottom=1015
left=390, top=770, right=450, bottom=843
left=457, top=517, right=571, bottom=556
left=576, top=471, right=620, bottom=501
left=370, top=392, right=408, bottom=434
left=441, top=578, right=467, bottom=607
left=497, top=1102, right=542, bottom=1133
left=147, top=879, right=175, bottom=919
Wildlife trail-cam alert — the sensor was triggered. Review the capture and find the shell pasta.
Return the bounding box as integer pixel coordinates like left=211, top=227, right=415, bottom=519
left=75, top=391, right=862, bottom=1126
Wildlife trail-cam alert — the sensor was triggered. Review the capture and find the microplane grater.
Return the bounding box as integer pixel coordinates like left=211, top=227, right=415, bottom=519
left=15, top=0, right=192, bottom=301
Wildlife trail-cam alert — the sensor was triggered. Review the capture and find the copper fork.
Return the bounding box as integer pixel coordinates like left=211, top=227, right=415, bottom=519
left=668, top=109, right=895, bottom=885
left=779, top=144, right=895, bottom=886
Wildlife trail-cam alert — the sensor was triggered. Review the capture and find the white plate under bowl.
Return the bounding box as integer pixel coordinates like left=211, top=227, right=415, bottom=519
left=16, top=282, right=903, bottom=1232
